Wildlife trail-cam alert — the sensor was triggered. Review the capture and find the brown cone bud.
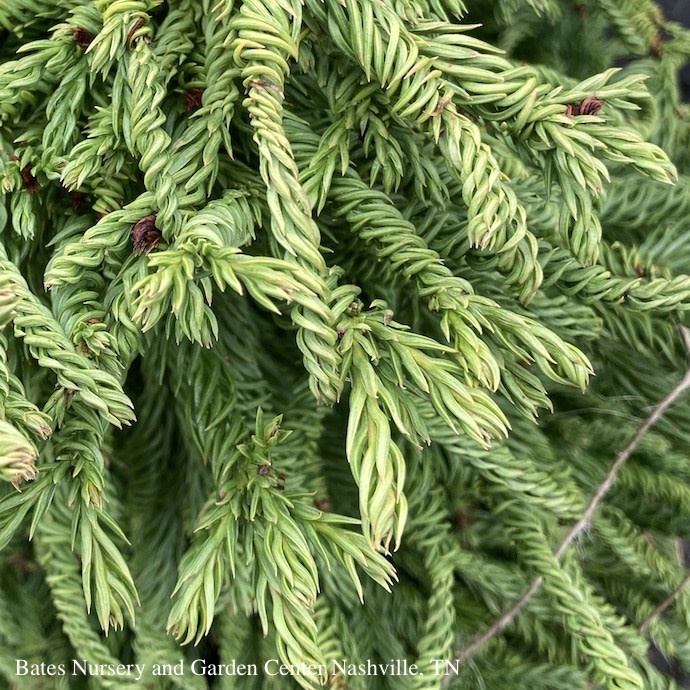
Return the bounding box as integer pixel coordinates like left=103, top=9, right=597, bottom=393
left=566, top=97, right=604, bottom=117
left=131, top=214, right=162, bottom=254
left=185, top=88, right=204, bottom=112
left=20, top=166, right=39, bottom=195
left=72, top=27, right=94, bottom=48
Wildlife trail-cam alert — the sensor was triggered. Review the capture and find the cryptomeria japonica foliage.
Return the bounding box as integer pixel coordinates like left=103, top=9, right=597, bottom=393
left=2, top=0, right=690, bottom=688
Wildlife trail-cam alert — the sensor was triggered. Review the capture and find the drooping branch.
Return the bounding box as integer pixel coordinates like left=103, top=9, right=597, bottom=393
left=443, top=327, right=690, bottom=684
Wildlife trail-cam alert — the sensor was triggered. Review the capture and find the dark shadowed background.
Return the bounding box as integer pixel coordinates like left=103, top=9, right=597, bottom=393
left=660, top=0, right=690, bottom=99
left=646, top=1, right=690, bottom=687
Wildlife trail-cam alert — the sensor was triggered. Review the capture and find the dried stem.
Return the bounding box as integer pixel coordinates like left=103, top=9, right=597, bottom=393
left=442, top=327, right=690, bottom=686
left=638, top=569, right=690, bottom=633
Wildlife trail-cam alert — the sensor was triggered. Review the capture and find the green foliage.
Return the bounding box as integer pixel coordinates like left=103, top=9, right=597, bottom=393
left=1, top=0, right=690, bottom=688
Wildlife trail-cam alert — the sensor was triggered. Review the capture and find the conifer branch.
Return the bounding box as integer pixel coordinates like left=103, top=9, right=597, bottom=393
left=445, top=326, right=690, bottom=682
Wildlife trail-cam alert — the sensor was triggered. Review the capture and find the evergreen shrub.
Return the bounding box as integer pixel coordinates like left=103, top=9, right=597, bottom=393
left=1, top=1, right=690, bottom=688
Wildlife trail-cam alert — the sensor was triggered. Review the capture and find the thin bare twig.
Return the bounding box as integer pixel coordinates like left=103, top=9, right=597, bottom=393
left=638, top=569, right=690, bottom=633
left=442, top=328, right=690, bottom=686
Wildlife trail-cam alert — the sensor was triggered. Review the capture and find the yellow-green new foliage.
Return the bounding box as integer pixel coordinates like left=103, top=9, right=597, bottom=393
left=1, top=0, right=690, bottom=688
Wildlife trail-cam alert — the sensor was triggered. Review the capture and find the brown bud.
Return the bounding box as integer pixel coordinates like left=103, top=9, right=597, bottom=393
left=70, top=191, right=85, bottom=212
left=579, top=97, right=604, bottom=116
left=72, top=27, right=94, bottom=48
left=453, top=501, right=480, bottom=530
left=20, top=166, right=39, bottom=195
left=131, top=214, right=162, bottom=254
left=453, top=510, right=473, bottom=530
left=314, top=497, right=333, bottom=512
left=185, top=88, right=204, bottom=112
left=256, top=465, right=270, bottom=476
left=566, top=97, right=604, bottom=117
